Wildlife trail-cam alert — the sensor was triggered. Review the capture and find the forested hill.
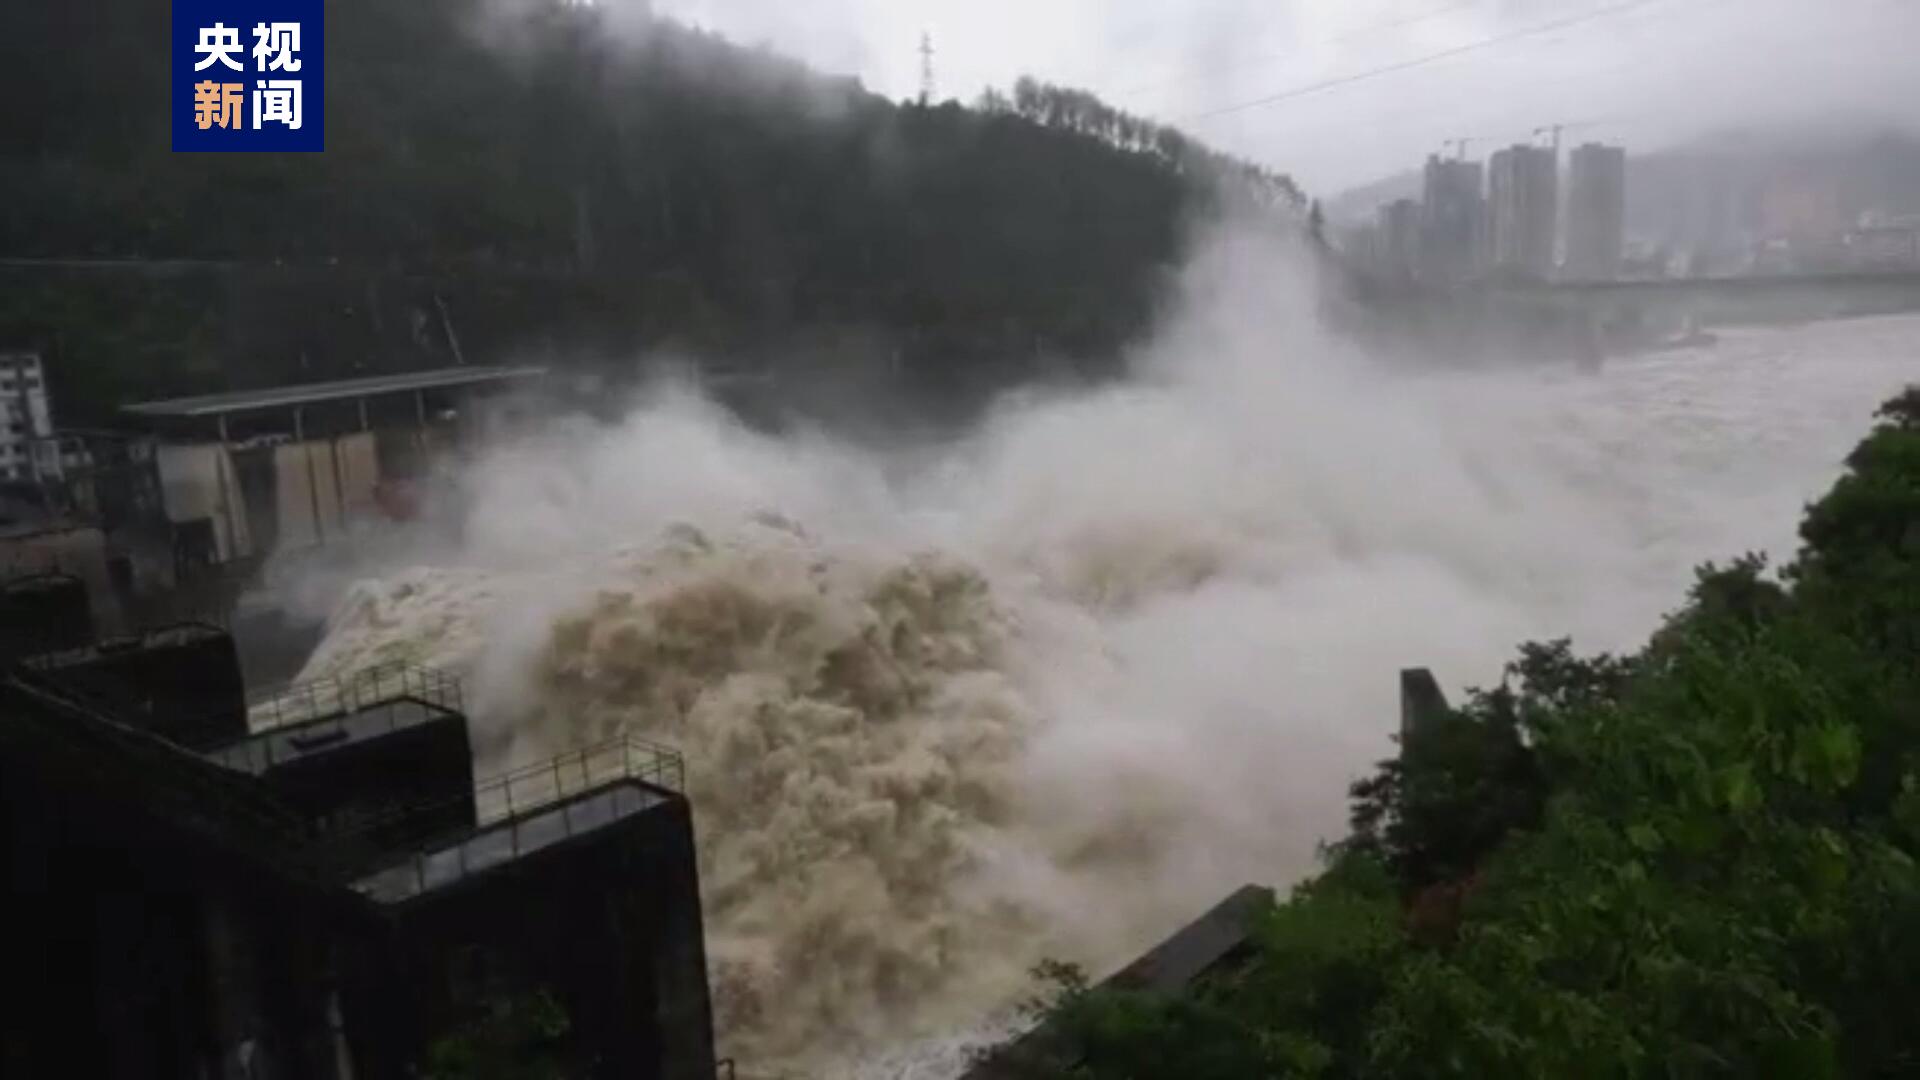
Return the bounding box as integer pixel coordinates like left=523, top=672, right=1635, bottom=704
left=0, top=0, right=1301, bottom=426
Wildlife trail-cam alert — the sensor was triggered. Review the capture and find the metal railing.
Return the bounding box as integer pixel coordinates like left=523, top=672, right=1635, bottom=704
left=247, top=662, right=462, bottom=731
left=22, top=619, right=231, bottom=673
left=7, top=667, right=312, bottom=844
left=205, top=693, right=462, bottom=775
left=314, top=732, right=686, bottom=855
left=22, top=622, right=249, bottom=750
left=350, top=734, right=686, bottom=902
left=0, top=569, right=84, bottom=592
left=470, top=734, right=685, bottom=825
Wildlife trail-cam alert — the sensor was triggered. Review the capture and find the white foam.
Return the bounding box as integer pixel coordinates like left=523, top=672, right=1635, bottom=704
left=298, top=225, right=1920, bottom=1075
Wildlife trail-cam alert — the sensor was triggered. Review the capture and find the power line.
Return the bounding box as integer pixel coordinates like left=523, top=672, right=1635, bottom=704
left=919, top=31, right=936, bottom=105
left=1033, top=0, right=1247, bottom=92
left=1327, top=0, right=1487, bottom=47
left=1112, top=0, right=1487, bottom=102
left=1183, top=0, right=1663, bottom=124
left=1329, top=0, right=1743, bottom=159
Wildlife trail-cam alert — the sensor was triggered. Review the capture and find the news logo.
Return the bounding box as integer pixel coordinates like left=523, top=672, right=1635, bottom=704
left=172, top=0, right=324, bottom=152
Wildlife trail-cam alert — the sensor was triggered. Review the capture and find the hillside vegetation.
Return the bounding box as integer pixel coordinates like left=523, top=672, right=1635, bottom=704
left=993, top=387, right=1920, bottom=1079
left=0, top=0, right=1298, bottom=424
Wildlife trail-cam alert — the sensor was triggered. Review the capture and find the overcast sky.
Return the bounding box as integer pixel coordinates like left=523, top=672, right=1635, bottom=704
left=644, top=0, right=1920, bottom=195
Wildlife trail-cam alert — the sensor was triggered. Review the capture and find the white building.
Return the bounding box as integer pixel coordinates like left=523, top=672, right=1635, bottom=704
left=0, top=352, right=58, bottom=483
left=1489, top=144, right=1559, bottom=280
left=1565, top=143, right=1628, bottom=282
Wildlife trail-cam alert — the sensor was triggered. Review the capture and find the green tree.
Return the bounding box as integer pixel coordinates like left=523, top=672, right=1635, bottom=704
left=0, top=0, right=1303, bottom=425
left=1004, top=386, right=1920, bottom=1079
left=421, top=990, right=574, bottom=1080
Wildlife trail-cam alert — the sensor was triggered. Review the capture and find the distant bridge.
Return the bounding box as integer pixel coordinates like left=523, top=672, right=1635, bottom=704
left=1334, top=266, right=1920, bottom=365
left=1489, top=270, right=1920, bottom=328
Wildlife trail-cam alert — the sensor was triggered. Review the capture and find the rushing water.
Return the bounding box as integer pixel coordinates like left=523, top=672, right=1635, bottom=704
left=296, top=266, right=1920, bottom=1076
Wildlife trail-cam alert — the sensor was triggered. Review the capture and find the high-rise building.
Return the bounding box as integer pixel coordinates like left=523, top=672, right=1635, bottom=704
left=1565, top=143, right=1627, bottom=281
left=0, top=352, right=57, bottom=483
left=1489, top=144, right=1558, bottom=280
left=1419, top=154, right=1486, bottom=283
left=1377, top=197, right=1422, bottom=279
left=1333, top=221, right=1380, bottom=270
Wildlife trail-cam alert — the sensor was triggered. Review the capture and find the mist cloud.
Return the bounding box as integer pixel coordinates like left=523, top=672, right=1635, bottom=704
left=282, top=211, right=1920, bottom=1073
left=644, top=0, right=1920, bottom=191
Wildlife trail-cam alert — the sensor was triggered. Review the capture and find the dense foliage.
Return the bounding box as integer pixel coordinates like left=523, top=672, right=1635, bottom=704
left=421, top=990, right=573, bottom=1080
left=0, top=0, right=1298, bottom=424
left=991, top=387, right=1920, bottom=1078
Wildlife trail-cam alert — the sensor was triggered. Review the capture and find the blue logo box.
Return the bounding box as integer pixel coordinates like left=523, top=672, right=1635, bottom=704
left=172, top=0, right=324, bottom=152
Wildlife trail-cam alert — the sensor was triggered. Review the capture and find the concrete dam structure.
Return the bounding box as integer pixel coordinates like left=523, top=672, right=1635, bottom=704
left=1, top=574, right=716, bottom=1079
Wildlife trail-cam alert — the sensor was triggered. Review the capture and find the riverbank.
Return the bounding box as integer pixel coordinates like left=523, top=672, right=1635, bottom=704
left=986, top=383, right=1920, bottom=1077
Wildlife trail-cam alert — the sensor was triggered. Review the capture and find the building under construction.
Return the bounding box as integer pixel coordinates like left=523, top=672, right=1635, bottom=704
left=0, top=364, right=551, bottom=687
left=1, top=574, right=715, bottom=1079
left=119, top=364, right=548, bottom=574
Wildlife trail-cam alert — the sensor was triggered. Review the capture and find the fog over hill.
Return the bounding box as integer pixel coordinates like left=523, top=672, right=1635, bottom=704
left=0, top=0, right=1295, bottom=429
left=1324, top=123, right=1920, bottom=265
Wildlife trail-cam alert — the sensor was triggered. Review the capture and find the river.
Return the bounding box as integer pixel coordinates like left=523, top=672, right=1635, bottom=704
left=296, top=299, right=1920, bottom=1077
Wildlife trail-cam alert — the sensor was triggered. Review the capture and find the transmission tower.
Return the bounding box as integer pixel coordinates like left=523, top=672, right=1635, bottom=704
left=919, top=32, right=936, bottom=106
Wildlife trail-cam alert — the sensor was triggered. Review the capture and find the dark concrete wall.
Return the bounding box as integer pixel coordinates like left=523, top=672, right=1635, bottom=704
left=0, top=526, right=118, bottom=631
left=343, top=793, right=716, bottom=1080
left=41, top=627, right=248, bottom=748
left=135, top=630, right=247, bottom=747
left=6, top=668, right=720, bottom=1080
left=263, top=712, right=478, bottom=871
left=0, top=720, right=362, bottom=1080
left=0, top=572, right=93, bottom=660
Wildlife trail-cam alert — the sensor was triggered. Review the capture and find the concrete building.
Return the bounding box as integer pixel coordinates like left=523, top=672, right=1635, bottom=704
left=1846, top=213, right=1920, bottom=270
left=1332, top=221, right=1380, bottom=271
left=0, top=352, right=57, bottom=483
left=1420, top=155, right=1486, bottom=284
left=2, top=577, right=717, bottom=1079
left=120, top=365, right=545, bottom=577
left=1565, top=143, right=1627, bottom=281
left=1376, top=197, right=1423, bottom=280
left=1489, top=144, right=1559, bottom=280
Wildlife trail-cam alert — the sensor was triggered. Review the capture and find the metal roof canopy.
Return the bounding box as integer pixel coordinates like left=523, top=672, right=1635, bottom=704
left=121, top=365, right=548, bottom=420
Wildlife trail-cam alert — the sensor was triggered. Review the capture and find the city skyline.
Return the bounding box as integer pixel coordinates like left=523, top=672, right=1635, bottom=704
left=1336, top=127, right=1920, bottom=284
left=1346, top=135, right=1615, bottom=285
left=641, top=0, right=1919, bottom=192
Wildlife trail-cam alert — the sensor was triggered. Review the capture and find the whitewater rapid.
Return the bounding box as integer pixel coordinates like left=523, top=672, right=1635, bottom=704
left=291, top=237, right=1920, bottom=1076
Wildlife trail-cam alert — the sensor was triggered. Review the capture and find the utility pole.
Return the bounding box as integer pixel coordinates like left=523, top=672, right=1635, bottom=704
left=434, top=294, right=467, bottom=367
left=1534, top=125, right=1567, bottom=277
left=919, top=32, right=936, bottom=106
